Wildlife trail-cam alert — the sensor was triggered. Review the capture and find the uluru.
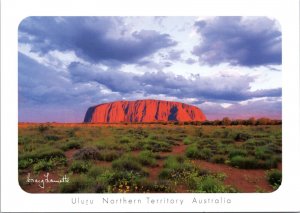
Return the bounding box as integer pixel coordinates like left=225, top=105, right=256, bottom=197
left=84, top=99, right=206, bottom=123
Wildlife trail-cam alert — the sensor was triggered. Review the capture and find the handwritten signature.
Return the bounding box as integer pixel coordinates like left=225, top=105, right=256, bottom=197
left=26, top=173, right=70, bottom=189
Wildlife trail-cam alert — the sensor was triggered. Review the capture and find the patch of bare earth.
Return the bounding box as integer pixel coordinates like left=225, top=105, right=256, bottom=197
left=147, top=159, right=164, bottom=181
left=160, top=142, right=187, bottom=158
left=64, top=149, right=78, bottom=162
left=131, top=150, right=141, bottom=157
left=192, top=160, right=274, bottom=192
left=94, top=160, right=112, bottom=167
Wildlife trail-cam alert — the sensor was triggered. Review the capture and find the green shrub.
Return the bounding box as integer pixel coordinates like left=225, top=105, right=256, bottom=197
left=98, top=149, right=121, bottom=161
left=138, top=151, right=157, bottom=167
left=18, top=158, right=34, bottom=169
left=96, top=141, right=125, bottom=151
left=60, top=175, right=92, bottom=193
left=33, top=157, right=66, bottom=172
left=221, top=139, right=234, bottom=144
left=255, top=147, right=271, bottom=160
left=87, top=166, right=105, bottom=179
left=189, top=175, right=238, bottom=193
left=185, top=145, right=200, bottom=159
left=144, top=140, right=171, bottom=152
left=128, top=141, right=143, bottom=151
left=266, top=169, right=282, bottom=188
left=18, top=136, right=30, bottom=145
left=159, top=156, right=196, bottom=180
left=228, top=149, right=247, bottom=158
left=183, top=137, right=193, bottom=145
left=136, top=179, right=174, bottom=192
left=44, top=135, right=60, bottom=141
left=33, top=160, right=53, bottom=172
left=119, top=136, right=131, bottom=144
left=230, top=155, right=258, bottom=169
left=211, top=155, right=226, bottom=164
left=112, top=155, right=144, bottom=173
left=69, top=160, right=91, bottom=173
left=61, top=140, right=82, bottom=151
left=19, top=148, right=65, bottom=163
left=258, top=157, right=279, bottom=169
left=73, top=147, right=100, bottom=160
left=198, top=148, right=212, bottom=160
left=234, top=133, right=251, bottom=141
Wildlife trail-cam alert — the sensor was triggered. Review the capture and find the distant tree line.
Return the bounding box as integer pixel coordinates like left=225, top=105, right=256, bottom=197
left=116, top=117, right=282, bottom=126
left=200, top=117, right=282, bottom=126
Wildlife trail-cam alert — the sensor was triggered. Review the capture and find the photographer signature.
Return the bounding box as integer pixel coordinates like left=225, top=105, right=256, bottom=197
left=26, top=173, right=70, bottom=189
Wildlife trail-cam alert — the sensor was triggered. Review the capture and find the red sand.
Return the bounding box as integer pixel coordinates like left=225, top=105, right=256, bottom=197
left=192, top=160, right=274, bottom=192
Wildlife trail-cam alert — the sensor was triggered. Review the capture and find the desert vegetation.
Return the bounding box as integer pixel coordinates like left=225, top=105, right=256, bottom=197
left=18, top=121, right=281, bottom=193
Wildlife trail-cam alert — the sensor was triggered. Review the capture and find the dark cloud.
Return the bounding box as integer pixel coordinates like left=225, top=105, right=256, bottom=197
left=137, top=71, right=281, bottom=101
left=68, top=62, right=141, bottom=93
left=19, top=53, right=282, bottom=122
left=19, top=17, right=177, bottom=64
left=18, top=52, right=122, bottom=121
left=192, top=17, right=281, bottom=67
left=68, top=62, right=282, bottom=102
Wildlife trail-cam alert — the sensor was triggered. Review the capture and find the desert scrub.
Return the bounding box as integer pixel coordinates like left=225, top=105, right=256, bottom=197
left=112, top=155, right=147, bottom=175
left=159, top=156, right=198, bottom=181
left=198, top=148, right=212, bottom=160
left=228, top=148, right=247, bottom=158
left=87, top=166, right=107, bottom=179
left=188, top=175, right=238, bottom=193
left=73, top=147, right=100, bottom=160
left=186, top=145, right=212, bottom=161
left=97, top=170, right=147, bottom=193
left=211, top=155, right=226, bottom=164
left=229, top=155, right=258, bottom=169
left=234, top=132, right=251, bottom=141
left=220, top=138, right=234, bottom=144
left=119, top=136, right=132, bottom=144
left=138, top=150, right=157, bottom=167
left=134, top=179, right=174, bottom=193
left=254, top=146, right=271, bottom=160
left=266, top=169, right=282, bottom=189
left=96, top=141, right=125, bottom=151
left=44, top=135, right=61, bottom=141
left=128, top=141, right=143, bottom=151
left=60, top=175, right=93, bottom=193
left=60, top=140, right=82, bottom=151
left=185, top=145, right=200, bottom=159
left=33, top=157, right=66, bottom=172
left=69, top=160, right=91, bottom=173
left=183, top=137, right=193, bottom=145
left=19, top=148, right=65, bottom=163
left=143, top=139, right=172, bottom=152
left=98, top=149, right=122, bottom=161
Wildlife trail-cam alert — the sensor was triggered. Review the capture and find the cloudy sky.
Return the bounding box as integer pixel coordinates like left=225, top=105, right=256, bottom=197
left=18, top=16, right=282, bottom=122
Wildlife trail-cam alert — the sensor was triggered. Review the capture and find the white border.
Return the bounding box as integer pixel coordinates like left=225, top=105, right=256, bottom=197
left=1, top=0, right=300, bottom=212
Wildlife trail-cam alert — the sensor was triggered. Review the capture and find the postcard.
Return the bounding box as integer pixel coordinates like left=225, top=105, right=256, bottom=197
left=1, top=0, right=300, bottom=212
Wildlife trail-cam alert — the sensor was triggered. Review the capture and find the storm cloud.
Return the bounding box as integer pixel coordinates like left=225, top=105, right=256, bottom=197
left=68, top=62, right=281, bottom=102
left=19, top=17, right=177, bottom=64
left=18, top=17, right=282, bottom=122
left=192, top=17, right=282, bottom=66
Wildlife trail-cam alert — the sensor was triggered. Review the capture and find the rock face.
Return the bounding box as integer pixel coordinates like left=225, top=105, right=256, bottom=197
left=84, top=99, right=206, bottom=123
